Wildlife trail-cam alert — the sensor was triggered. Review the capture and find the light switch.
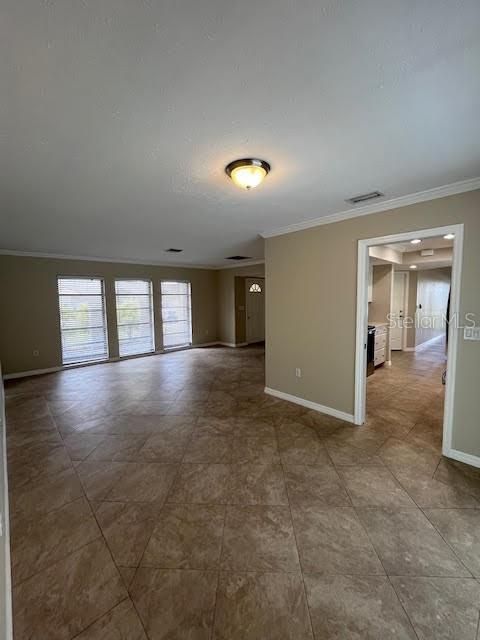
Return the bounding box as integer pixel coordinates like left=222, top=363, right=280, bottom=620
left=464, top=327, right=480, bottom=341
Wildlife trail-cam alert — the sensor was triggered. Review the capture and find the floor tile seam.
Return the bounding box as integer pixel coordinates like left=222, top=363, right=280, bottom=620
left=68, top=596, right=133, bottom=640
left=391, top=470, right=477, bottom=577
left=72, top=448, right=152, bottom=639
left=210, top=502, right=229, bottom=640
left=349, top=503, right=421, bottom=639
left=275, top=431, right=317, bottom=640
left=11, top=531, right=104, bottom=590
left=130, top=427, right=201, bottom=593
left=81, top=433, right=152, bottom=464
left=386, top=574, right=421, bottom=640
left=416, top=505, right=475, bottom=578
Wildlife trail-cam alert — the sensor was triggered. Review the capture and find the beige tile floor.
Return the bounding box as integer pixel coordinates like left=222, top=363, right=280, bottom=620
left=5, top=340, right=480, bottom=639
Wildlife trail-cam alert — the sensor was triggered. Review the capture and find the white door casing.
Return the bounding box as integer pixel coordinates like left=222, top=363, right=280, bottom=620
left=354, top=224, right=465, bottom=466
left=391, top=272, right=407, bottom=350
left=246, top=278, right=265, bottom=343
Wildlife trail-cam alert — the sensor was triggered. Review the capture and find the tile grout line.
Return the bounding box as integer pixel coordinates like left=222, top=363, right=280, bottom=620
left=392, top=472, right=476, bottom=578
left=52, top=406, right=153, bottom=640
left=68, top=596, right=131, bottom=640
left=350, top=502, right=421, bottom=640
left=275, top=414, right=317, bottom=640
left=9, top=397, right=148, bottom=638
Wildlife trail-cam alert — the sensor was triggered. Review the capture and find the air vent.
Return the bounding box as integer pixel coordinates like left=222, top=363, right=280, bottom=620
left=346, top=191, right=384, bottom=205
left=165, top=248, right=183, bottom=253
left=421, top=249, right=434, bottom=257
left=226, top=255, right=251, bottom=261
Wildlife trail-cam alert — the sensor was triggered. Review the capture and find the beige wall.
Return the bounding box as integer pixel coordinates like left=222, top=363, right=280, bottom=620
left=265, top=189, right=480, bottom=458
left=368, top=264, right=394, bottom=324
left=216, top=263, right=265, bottom=344
left=0, top=255, right=217, bottom=375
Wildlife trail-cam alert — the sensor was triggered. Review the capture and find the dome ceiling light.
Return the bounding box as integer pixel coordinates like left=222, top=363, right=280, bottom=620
left=225, top=158, right=270, bottom=190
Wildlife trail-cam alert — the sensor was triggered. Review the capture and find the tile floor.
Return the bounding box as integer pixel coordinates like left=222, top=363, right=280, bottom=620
left=5, top=340, right=480, bottom=639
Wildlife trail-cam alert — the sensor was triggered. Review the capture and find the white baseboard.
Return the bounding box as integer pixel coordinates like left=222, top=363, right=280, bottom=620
left=444, top=447, right=480, bottom=469
left=195, top=341, right=221, bottom=348
left=264, top=386, right=355, bottom=423
left=3, top=365, right=63, bottom=380
left=1, top=341, right=246, bottom=380
left=404, top=335, right=444, bottom=352
left=217, top=342, right=248, bottom=348
left=1, top=368, right=13, bottom=639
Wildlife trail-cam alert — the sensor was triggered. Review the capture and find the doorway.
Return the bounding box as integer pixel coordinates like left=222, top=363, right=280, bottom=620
left=245, top=277, right=265, bottom=343
left=390, top=272, right=408, bottom=351
left=355, top=224, right=463, bottom=459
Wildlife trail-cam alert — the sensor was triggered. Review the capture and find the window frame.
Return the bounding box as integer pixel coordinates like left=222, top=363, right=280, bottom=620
left=114, top=277, right=155, bottom=357
left=57, top=275, right=109, bottom=366
left=160, top=279, right=193, bottom=350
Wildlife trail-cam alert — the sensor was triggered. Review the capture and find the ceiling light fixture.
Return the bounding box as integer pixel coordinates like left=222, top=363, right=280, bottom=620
left=225, top=158, right=270, bottom=190
left=410, top=239, right=422, bottom=244
left=409, top=264, right=418, bottom=269
left=443, top=233, right=455, bottom=240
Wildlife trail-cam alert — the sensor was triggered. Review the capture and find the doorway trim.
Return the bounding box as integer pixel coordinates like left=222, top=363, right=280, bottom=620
left=354, top=224, right=464, bottom=460
left=245, top=276, right=265, bottom=344
left=390, top=270, right=409, bottom=352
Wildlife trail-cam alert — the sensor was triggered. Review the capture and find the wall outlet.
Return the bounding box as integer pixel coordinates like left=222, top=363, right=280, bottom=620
left=464, top=327, right=480, bottom=341
left=295, top=368, right=302, bottom=378
left=32, top=349, right=40, bottom=357
left=205, top=329, right=209, bottom=336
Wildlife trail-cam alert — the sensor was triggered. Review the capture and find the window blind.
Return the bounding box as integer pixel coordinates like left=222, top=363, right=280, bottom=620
left=160, top=281, right=192, bottom=349
left=57, top=277, right=108, bottom=365
left=115, top=279, right=155, bottom=357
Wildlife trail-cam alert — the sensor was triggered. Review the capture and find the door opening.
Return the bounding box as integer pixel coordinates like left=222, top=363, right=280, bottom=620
left=245, top=277, right=265, bottom=344
left=390, top=272, right=408, bottom=351
left=355, top=225, right=463, bottom=461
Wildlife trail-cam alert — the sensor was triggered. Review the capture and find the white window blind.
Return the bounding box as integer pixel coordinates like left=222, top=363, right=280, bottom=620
left=161, top=281, right=192, bottom=349
left=115, top=279, right=155, bottom=357
left=58, top=277, right=108, bottom=365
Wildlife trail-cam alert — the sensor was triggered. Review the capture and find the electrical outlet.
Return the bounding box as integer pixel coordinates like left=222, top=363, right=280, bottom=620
left=33, top=349, right=40, bottom=357
left=295, top=368, right=302, bottom=378
left=205, top=329, right=209, bottom=336
left=464, top=327, right=480, bottom=341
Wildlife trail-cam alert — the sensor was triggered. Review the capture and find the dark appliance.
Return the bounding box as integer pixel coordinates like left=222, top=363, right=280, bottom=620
left=367, top=325, right=376, bottom=377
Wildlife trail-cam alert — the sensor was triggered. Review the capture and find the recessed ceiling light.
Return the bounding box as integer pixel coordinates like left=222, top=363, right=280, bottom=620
left=225, top=158, right=270, bottom=190
left=409, top=264, right=418, bottom=269
left=443, top=233, right=455, bottom=240
left=410, top=239, right=422, bottom=244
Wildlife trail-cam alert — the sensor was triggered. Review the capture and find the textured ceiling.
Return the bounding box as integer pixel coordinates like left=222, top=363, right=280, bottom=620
left=2, top=0, right=480, bottom=266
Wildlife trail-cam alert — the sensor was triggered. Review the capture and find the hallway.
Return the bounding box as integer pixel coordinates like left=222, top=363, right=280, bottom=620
left=5, top=342, right=480, bottom=639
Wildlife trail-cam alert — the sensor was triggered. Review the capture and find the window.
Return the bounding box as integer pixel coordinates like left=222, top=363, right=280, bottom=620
left=115, top=279, right=155, bottom=357
left=160, top=281, right=192, bottom=349
left=249, top=283, right=262, bottom=293
left=57, top=277, right=108, bottom=365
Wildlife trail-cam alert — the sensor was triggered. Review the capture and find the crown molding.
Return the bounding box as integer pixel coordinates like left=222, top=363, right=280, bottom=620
left=261, top=177, right=480, bottom=239
left=0, top=249, right=265, bottom=271
left=0, top=249, right=218, bottom=271
left=214, top=259, right=265, bottom=271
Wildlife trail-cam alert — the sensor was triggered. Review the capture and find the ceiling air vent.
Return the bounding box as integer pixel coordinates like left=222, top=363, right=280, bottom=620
left=165, top=248, right=183, bottom=253
left=226, top=255, right=251, bottom=260
left=346, top=191, right=384, bottom=205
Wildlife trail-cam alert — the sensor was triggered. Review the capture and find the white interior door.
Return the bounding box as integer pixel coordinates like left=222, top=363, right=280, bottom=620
left=391, top=272, right=407, bottom=350
left=246, top=278, right=265, bottom=343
